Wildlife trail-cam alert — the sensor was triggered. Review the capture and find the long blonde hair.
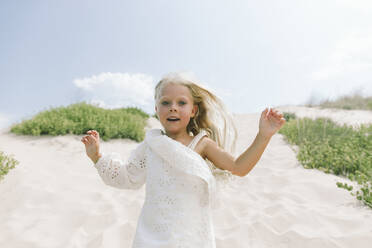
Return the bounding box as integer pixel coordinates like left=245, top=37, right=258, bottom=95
left=154, top=72, right=239, bottom=186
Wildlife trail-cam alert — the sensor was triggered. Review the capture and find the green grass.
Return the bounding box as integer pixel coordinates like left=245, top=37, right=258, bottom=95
left=10, top=101, right=150, bottom=142
left=279, top=113, right=372, bottom=209
left=305, top=92, right=372, bottom=110
left=0, top=151, right=19, bottom=181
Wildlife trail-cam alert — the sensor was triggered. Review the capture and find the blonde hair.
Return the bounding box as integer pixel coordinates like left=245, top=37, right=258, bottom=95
left=154, top=72, right=239, bottom=186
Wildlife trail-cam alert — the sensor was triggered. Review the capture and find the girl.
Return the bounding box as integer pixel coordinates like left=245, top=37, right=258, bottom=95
left=81, top=72, right=286, bottom=247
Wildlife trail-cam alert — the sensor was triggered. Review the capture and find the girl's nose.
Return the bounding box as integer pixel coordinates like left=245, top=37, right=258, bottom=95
left=169, top=104, right=177, bottom=112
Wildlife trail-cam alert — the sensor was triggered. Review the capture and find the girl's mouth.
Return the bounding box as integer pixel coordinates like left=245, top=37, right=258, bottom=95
left=167, top=118, right=180, bottom=122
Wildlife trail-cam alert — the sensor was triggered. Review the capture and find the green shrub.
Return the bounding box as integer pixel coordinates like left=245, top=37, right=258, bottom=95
left=0, top=151, right=19, bottom=181
left=283, top=112, right=296, bottom=122
left=10, top=102, right=150, bottom=142
left=279, top=117, right=372, bottom=208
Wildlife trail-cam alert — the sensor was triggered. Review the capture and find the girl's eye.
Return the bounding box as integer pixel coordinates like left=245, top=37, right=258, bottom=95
left=161, top=101, right=186, bottom=105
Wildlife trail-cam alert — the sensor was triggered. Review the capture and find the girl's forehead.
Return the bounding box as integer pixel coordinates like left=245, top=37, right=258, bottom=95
left=159, top=83, right=192, bottom=99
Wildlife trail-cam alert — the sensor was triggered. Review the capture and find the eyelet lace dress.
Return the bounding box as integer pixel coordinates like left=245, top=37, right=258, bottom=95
left=94, top=128, right=217, bottom=248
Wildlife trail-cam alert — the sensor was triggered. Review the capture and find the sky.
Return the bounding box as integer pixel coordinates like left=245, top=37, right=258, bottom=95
left=1, top=0, right=372, bottom=129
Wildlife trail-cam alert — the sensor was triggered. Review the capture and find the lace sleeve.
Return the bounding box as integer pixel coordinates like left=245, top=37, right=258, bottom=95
left=93, top=141, right=147, bottom=190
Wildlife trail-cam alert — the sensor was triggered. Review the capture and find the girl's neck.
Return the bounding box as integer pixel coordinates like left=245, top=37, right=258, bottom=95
left=164, top=130, right=192, bottom=143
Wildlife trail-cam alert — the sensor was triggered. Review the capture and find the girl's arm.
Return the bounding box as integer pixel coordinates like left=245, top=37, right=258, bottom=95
left=90, top=153, right=102, bottom=164
left=82, top=130, right=147, bottom=190
left=94, top=141, right=147, bottom=190
left=234, top=132, right=271, bottom=176
left=202, top=108, right=285, bottom=177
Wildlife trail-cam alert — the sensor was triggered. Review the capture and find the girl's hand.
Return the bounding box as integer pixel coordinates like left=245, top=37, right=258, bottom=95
left=258, top=108, right=286, bottom=138
left=81, top=130, right=101, bottom=162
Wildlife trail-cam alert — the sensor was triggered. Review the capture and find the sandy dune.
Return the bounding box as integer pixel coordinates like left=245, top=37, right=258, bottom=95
left=0, top=106, right=371, bottom=248
left=276, top=105, right=372, bottom=128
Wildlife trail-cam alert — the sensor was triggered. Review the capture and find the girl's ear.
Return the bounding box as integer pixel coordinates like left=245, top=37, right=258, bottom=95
left=191, top=104, right=198, bottom=118
left=154, top=106, right=159, bottom=119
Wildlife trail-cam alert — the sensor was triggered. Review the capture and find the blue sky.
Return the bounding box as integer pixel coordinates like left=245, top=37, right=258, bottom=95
left=1, top=0, right=371, bottom=129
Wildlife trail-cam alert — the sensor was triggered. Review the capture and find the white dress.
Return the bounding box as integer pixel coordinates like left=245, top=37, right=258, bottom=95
left=94, top=128, right=217, bottom=248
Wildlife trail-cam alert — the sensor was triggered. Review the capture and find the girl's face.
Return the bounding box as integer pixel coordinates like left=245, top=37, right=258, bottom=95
left=155, top=83, right=198, bottom=135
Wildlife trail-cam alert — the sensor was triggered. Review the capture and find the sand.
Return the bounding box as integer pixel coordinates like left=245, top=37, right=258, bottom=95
left=0, top=106, right=371, bottom=248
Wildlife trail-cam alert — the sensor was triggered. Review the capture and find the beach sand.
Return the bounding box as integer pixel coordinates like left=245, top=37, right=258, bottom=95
left=0, top=106, right=371, bottom=248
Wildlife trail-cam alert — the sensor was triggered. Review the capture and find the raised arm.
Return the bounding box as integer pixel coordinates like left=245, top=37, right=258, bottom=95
left=201, top=108, right=285, bottom=177
left=93, top=141, right=147, bottom=190
left=202, top=133, right=271, bottom=177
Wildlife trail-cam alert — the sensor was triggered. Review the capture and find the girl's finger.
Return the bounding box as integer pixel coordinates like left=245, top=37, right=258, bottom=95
left=262, top=108, right=268, bottom=118
left=90, top=130, right=98, bottom=138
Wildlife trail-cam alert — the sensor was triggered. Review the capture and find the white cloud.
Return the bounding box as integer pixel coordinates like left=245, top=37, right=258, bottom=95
left=72, top=71, right=234, bottom=114
left=73, top=72, right=155, bottom=113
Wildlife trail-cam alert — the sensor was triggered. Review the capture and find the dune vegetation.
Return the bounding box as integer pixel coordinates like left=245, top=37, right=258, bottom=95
left=9, top=102, right=150, bottom=142
left=0, top=151, right=19, bottom=181
left=305, top=92, right=372, bottom=111
left=280, top=113, right=372, bottom=209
